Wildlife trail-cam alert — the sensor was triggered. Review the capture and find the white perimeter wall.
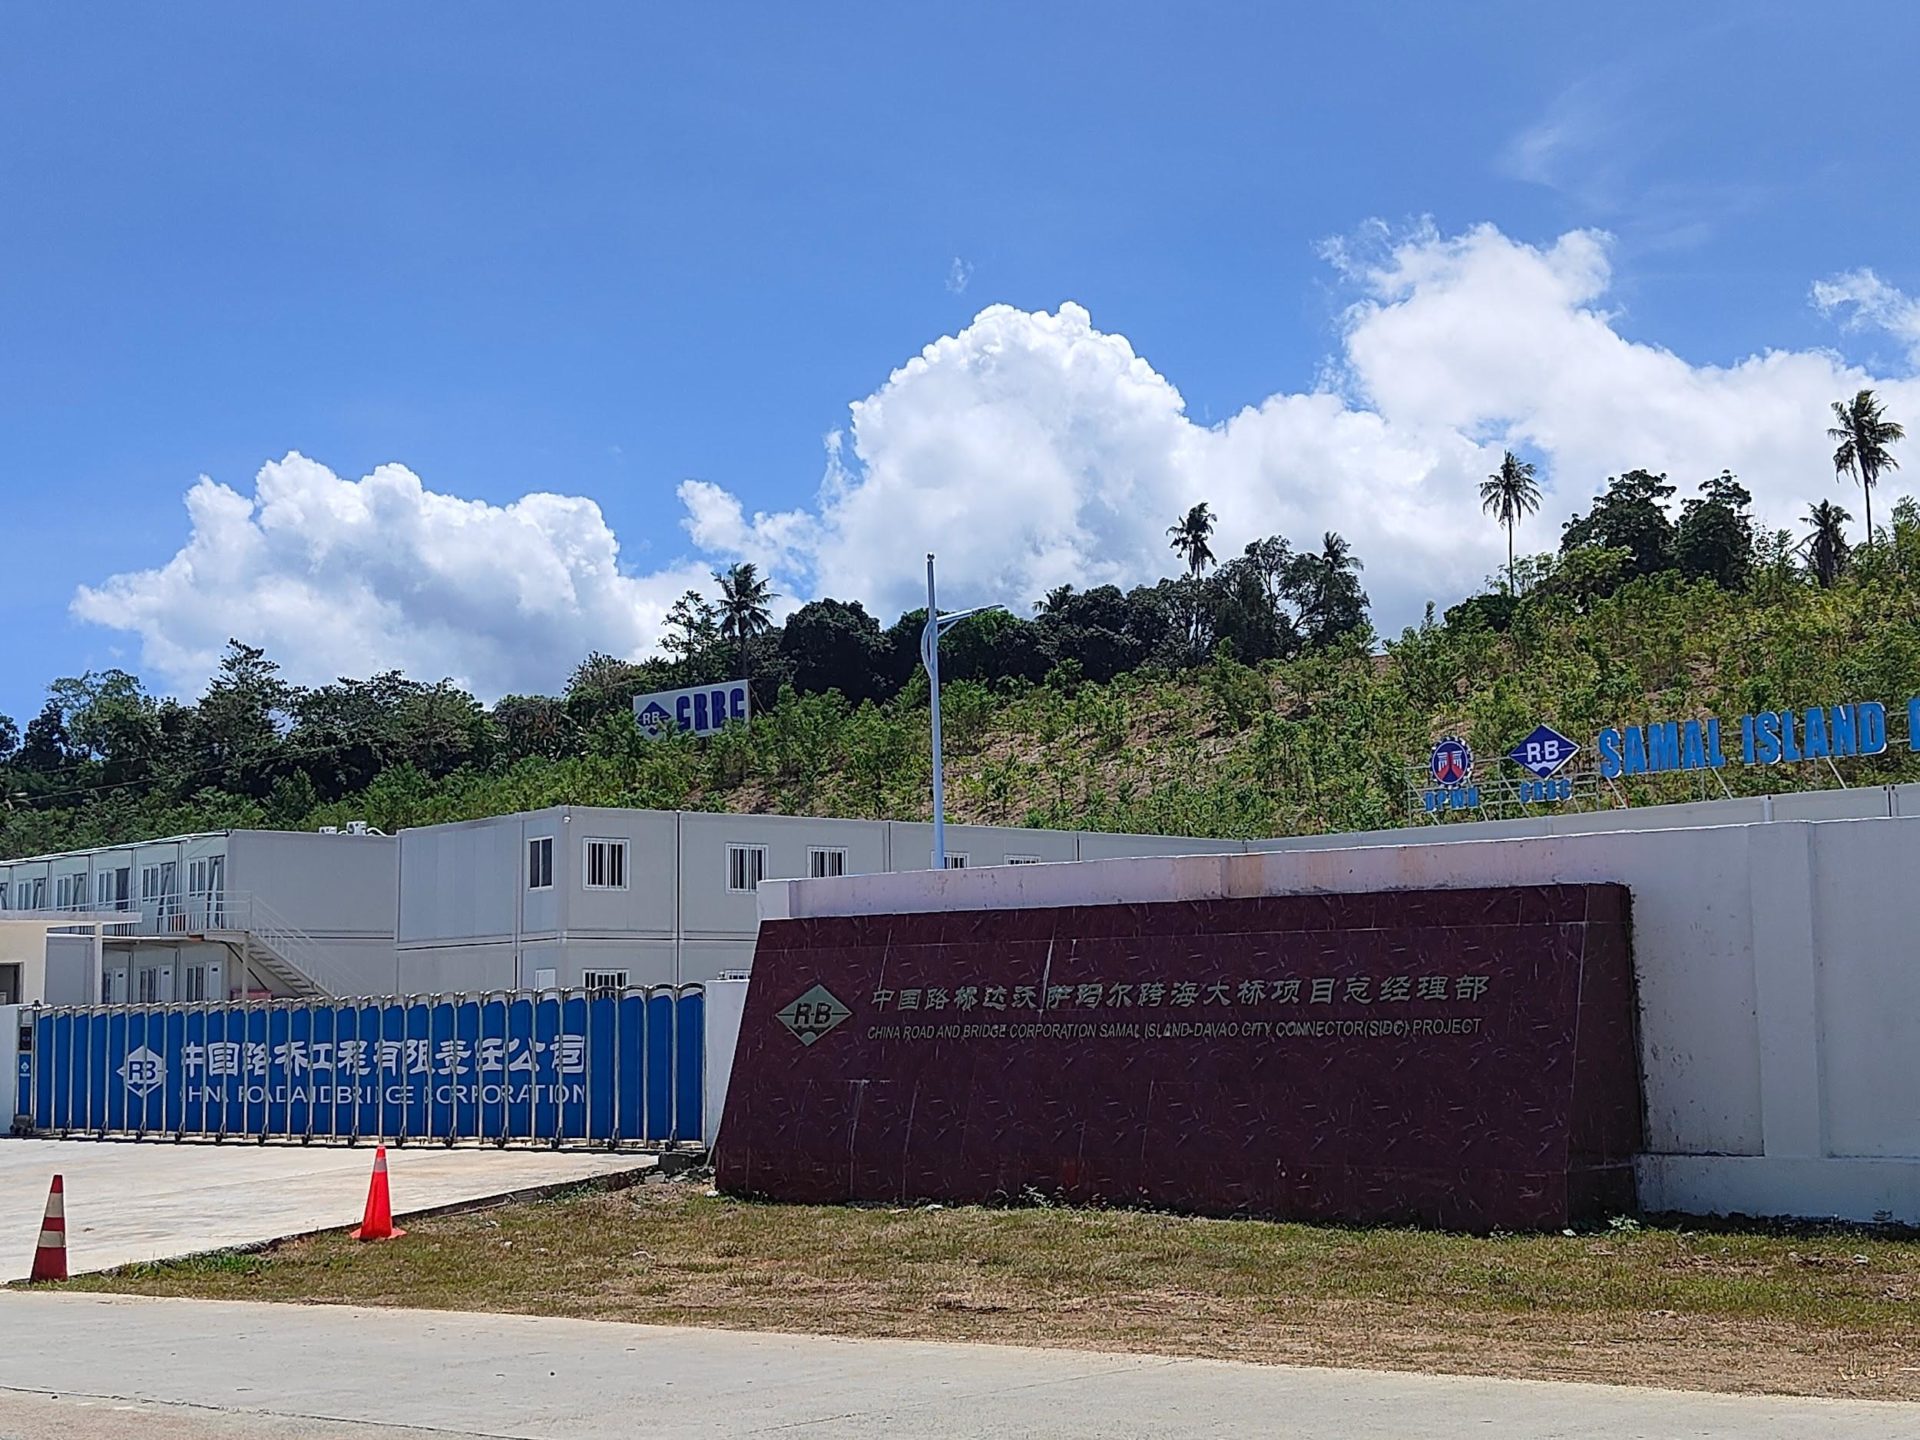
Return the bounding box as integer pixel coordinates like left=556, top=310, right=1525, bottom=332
left=762, top=814, right=1920, bottom=1224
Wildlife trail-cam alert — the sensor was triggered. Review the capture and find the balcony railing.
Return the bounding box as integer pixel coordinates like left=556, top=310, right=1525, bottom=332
left=4, top=891, right=221, bottom=937
left=4, top=890, right=355, bottom=997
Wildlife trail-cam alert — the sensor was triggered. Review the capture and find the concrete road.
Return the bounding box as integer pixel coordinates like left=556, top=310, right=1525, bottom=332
left=0, top=1138, right=653, bottom=1278
left=0, top=1294, right=1914, bottom=1439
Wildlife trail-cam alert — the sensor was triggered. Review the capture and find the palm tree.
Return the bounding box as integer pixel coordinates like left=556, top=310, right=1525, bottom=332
left=1289, top=531, right=1369, bottom=647
left=1803, top=500, right=1853, bottom=588
left=714, top=562, right=778, bottom=703
left=1167, top=503, right=1218, bottom=578
left=1479, top=450, right=1542, bottom=595
left=1828, top=389, right=1905, bottom=547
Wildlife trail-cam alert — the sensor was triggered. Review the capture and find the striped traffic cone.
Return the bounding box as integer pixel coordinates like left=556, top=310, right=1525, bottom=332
left=28, top=1175, right=67, bottom=1282
left=350, top=1146, right=405, bottom=1242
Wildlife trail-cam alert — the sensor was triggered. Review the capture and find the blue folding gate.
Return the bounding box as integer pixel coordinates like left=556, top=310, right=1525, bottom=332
left=21, top=987, right=705, bottom=1146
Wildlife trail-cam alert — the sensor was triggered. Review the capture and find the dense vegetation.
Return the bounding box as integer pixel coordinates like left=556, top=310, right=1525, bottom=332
left=4, top=402, right=1917, bottom=857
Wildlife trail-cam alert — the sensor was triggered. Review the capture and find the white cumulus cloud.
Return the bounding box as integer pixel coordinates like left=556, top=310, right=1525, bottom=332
left=76, top=222, right=1920, bottom=700
left=72, top=454, right=710, bottom=698
left=1813, top=268, right=1920, bottom=363
left=698, top=222, right=1920, bottom=627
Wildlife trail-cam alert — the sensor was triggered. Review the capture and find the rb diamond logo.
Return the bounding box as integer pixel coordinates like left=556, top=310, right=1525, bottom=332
left=1509, top=723, right=1579, bottom=779
left=776, top=985, right=851, bottom=1047
left=635, top=700, right=674, bottom=739
left=119, top=1045, right=165, bottom=1098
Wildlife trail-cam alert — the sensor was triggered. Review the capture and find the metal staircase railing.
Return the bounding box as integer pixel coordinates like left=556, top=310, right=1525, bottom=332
left=14, top=889, right=362, bottom=998
left=213, top=891, right=358, bottom=999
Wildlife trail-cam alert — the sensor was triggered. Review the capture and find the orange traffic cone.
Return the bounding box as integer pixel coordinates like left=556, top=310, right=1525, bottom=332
left=351, top=1146, right=405, bottom=1242
left=28, top=1174, right=68, bottom=1282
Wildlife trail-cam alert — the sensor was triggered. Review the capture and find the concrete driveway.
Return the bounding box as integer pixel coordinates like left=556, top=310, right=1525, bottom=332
left=0, top=1294, right=1913, bottom=1439
left=0, top=1138, right=654, bottom=1279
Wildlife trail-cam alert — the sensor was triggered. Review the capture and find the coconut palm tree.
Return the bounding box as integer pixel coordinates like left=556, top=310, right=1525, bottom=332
left=1167, top=503, right=1218, bottom=578
left=1828, top=390, right=1905, bottom=547
left=1287, top=531, right=1369, bottom=647
left=713, top=562, right=779, bottom=703
left=1479, top=450, right=1542, bottom=595
left=1803, top=500, right=1853, bottom=588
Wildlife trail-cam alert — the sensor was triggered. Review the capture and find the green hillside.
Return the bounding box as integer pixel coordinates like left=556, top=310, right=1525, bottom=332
left=6, top=470, right=1920, bottom=859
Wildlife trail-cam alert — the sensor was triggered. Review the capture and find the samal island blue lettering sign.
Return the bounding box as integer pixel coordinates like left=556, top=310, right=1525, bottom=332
left=1596, top=701, right=1894, bottom=780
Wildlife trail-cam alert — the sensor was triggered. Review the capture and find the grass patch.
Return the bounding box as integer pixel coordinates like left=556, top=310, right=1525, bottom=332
left=32, top=1182, right=1920, bottom=1401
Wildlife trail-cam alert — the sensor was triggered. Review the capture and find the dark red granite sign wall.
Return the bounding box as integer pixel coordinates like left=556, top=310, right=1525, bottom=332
left=715, top=885, right=1642, bottom=1231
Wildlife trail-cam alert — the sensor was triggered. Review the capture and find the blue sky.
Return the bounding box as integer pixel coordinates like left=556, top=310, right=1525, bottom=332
left=4, top=2, right=1919, bottom=717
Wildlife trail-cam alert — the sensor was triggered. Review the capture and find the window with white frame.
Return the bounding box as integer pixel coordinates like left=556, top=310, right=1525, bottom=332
left=527, top=836, right=554, bottom=890
left=183, top=964, right=210, bottom=1002
left=808, top=846, right=847, bottom=879
left=943, top=853, right=969, bottom=869
left=582, top=968, right=629, bottom=996
left=99, top=866, right=130, bottom=910
left=1006, top=854, right=1043, bottom=865
left=583, top=838, right=628, bottom=890
left=726, top=843, right=768, bottom=892
left=28, top=877, right=45, bottom=909
left=137, top=967, right=165, bottom=1004
left=0, top=881, right=9, bottom=911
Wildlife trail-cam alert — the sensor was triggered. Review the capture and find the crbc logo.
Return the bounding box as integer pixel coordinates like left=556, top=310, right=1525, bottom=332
left=776, top=985, right=851, bottom=1046
left=119, top=1045, right=165, bottom=1097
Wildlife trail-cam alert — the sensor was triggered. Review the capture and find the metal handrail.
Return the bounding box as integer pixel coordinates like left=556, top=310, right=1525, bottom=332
left=219, top=891, right=361, bottom=998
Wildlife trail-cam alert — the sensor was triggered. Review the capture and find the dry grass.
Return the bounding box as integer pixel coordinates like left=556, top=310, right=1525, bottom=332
left=42, top=1180, right=1920, bottom=1401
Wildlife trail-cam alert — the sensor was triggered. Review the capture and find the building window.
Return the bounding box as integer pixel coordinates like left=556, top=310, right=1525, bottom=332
left=527, top=836, right=554, bottom=890
left=583, top=968, right=629, bottom=996
left=808, top=847, right=847, bottom=879
left=29, top=877, right=46, bottom=909
left=137, top=967, right=164, bottom=1004
left=726, top=844, right=768, bottom=893
left=1007, top=854, right=1043, bottom=865
left=583, top=838, right=628, bottom=890
left=184, top=965, right=210, bottom=1003
left=141, top=863, right=180, bottom=926
left=0, top=882, right=8, bottom=911
left=944, top=853, right=969, bottom=869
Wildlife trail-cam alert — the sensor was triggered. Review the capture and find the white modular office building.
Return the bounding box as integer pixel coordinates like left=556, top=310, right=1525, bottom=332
left=0, top=828, right=398, bottom=1004
left=393, top=806, right=1246, bottom=993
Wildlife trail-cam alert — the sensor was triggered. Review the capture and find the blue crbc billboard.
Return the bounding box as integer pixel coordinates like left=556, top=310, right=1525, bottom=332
left=27, top=989, right=704, bottom=1145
